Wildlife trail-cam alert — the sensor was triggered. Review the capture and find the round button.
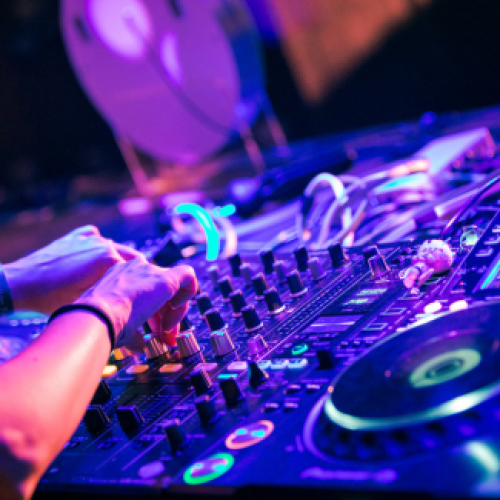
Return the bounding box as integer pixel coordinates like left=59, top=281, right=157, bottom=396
left=126, top=364, right=149, bottom=375
left=183, top=453, right=235, bottom=485
left=138, top=461, right=165, bottom=479
left=159, top=363, right=183, bottom=374
left=225, top=420, right=274, bottom=450
left=102, top=365, right=117, bottom=378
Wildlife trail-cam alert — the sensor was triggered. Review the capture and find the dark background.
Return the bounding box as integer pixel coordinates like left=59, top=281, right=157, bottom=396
left=1, top=0, right=500, bottom=207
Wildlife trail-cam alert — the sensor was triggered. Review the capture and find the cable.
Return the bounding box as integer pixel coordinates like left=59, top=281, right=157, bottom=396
left=214, top=216, right=238, bottom=258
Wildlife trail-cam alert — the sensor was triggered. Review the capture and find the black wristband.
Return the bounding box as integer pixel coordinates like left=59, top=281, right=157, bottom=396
left=48, top=303, right=116, bottom=351
left=0, top=264, right=14, bottom=315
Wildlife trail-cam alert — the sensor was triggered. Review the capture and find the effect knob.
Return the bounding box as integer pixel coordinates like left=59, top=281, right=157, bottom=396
left=328, top=243, right=348, bottom=268
left=217, top=276, right=234, bottom=300
left=309, top=257, right=326, bottom=281
left=84, top=405, right=110, bottom=433
left=229, top=290, right=246, bottom=317
left=209, top=330, right=235, bottom=357
left=176, top=331, right=201, bottom=359
left=228, top=253, right=243, bottom=277
left=208, top=264, right=220, bottom=287
left=239, top=263, right=253, bottom=286
left=143, top=334, right=168, bottom=360
left=241, top=305, right=263, bottom=333
left=260, top=250, right=275, bottom=274
left=294, top=246, right=309, bottom=272
left=195, top=394, right=219, bottom=426
left=368, top=254, right=391, bottom=278
left=273, top=260, right=288, bottom=283
left=164, top=418, right=189, bottom=453
left=190, top=365, right=212, bottom=396
left=116, top=405, right=144, bottom=431
left=286, top=270, right=307, bottom=297
left=179, top=316, right=193, bottom=332
left=248, top=360, right=269, bottom=388
left=252, top=273, right=268, bottom=299
left=248, top=333, right=268, bottom=356
left=196, top=292, right=212, bottom=316
left=205, top=308, right=226, bottom=331
left=220, top=378, right=244, bottom=407
left=263, top=287, right=285, bottom=315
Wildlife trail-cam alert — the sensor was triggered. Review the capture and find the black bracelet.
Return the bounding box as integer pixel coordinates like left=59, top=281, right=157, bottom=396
left=48, top=304, right=116, bottom=351
left=0, top=264, right=14, bottom=315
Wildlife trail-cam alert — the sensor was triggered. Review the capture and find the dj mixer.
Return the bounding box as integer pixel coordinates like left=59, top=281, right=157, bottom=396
left=1, top=198, right=500, bottom=498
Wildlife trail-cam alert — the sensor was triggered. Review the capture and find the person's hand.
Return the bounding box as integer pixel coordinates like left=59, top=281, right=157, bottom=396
left=3, top=225, right=143, bottom=314
left=75, top=257, right=197, bottom=349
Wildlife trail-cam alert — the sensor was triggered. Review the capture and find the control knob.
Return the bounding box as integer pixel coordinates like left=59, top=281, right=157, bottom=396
left=251, top=273, right=268, bottom=299
left=263, top=287, right=285, bottom=315
left=229, top=290, right=246, bottom=316
left=205, top=308, right=226, bottom=331
left=248, top=360, right=269, bottom=388
left=286, top=270, right=308, bottom=297
left=190, top=365, right=212, bottom=396
left=209, top=330, right=235, bottom=357
left=241, top=305, right=263, bottom=333
left=228, top=253, right=243, bottom=277
left=176, top=331, right=201, bottom=358
left=294, top=246, right=309, bottom=272
left=164, top=419, right=189, bottom=453
left=328, top=243, right=348, bottom=267
left=260, top=250, right=275, bottom=274
left=196, top=292, right=212, bottom=316
left=195, top=395, right=219, bottom=426
left=247, top=333, right=268, bottom=356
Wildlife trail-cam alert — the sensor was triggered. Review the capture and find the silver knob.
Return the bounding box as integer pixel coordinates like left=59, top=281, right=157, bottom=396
left=308, top=257, right=326, bottom=281
left=368, top=254, right=390, bottom=278
left=247, top=334, right=268, bottom=357
left=176, top=331, right=201, bottom=359
left=143, top=334, right=168, bottom=360
left=209, top=330, right=235, bottom=357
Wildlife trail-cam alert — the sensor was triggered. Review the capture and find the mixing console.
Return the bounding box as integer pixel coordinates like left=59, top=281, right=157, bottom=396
left=1, top=203, right=500, bottom=498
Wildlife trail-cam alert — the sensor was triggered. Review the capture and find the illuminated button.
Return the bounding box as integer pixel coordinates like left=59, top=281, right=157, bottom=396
left=227, top=361, right=248, bottom=372
left=263, top=402, right=280, bottom=413
left=283, top=402, right=300, bottom=412
left=138, top=461, right=166, bottom=479
left=449, top=300, right=469, bottom=312
left=257, top=360, right=271, bottom=370
left=183, top=453, right=235, bottom=485
left=225, top=420, right=274, bottom=450
left=116, top=405, right=144, bottom=431
left=270, top=359, right=289, bottom=370
left=288, top=358, right=308, bottom=369
left=291, top=343, right=309, bottom=356
left=284, top=384, right=301, bottom=394
left=102, top=365, right=117, bottom=378
left=424, top=301, right=443, bottom=314
left=159, top=363, right=183, bottom=374
left=217, top=373, right=238, bottom=380
left=305, top=383, right=322, bottom=393
left=198, top=362, right=218, bottom=372
left=126, top=364, right=149, bottom=375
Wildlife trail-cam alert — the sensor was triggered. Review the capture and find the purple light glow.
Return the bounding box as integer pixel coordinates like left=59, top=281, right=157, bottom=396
left=87, top=0, right=152, bottom=58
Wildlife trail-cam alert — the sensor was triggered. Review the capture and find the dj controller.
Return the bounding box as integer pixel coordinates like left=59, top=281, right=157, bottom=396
left=0, top=196, right=499, bottom=498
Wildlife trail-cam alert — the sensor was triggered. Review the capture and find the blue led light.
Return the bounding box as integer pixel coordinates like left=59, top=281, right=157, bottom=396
left=235, top=428, right=248, bottom=436
left=251, top=430, right=266, bottom=438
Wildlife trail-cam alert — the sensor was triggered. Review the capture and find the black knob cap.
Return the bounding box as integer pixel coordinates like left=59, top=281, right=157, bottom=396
left=286, top=270, right=307, bottom=297
left=362, top=245, right=380, bottom=265
left=241, top=305, right=262, bottom=332
left=260, top=250, right=275, bottom=274
left=116, top=405, right=144, bottom=431
left=205, top=308, right=226, bottom=331
left=190, top=365, right=212, bottom=396
left=263, top=287, right=284, bottom=315
left=252, top=273, right=268, bottom=299
left=248, top=360, right=269, bottom=388
left=195, top=394, right=219, bottom=426
left=228, top=253, right=243, bottom=277
left=196, top=292, right=212, bottom=316
left=316, top=349, right=336, bottom=369
left=328, top=243, right=348, bottom=267
left=217, top=276, right=234, bottom=299
left=84, top=405, right=110, bottom=432
left=229, top=290, right=246, bottom=316
left=294, top=246, right=309, bottom=272
left=164, top=419, right=189, bottom=453
left=91, top=379, right=112, bottom=405
left=220, top=378, right=244, bottom=407
left=179, top=316, right=193, bottom=332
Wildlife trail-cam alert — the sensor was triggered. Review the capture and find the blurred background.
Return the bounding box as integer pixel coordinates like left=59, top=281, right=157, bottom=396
left=1, top=0, right=500, bottom=216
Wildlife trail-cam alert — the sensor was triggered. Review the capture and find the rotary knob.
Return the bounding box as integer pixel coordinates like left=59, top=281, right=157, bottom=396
left=195, top=394, right=219, bottom=426
left=229, top=290, right=246, bottom=316
left=328, top=243, right=348, bottom=267
left=247, top=333, right=268, bottom=356
left=164, top=419, right=189, bottom=453
left=309, top=257, right=326, bottom=281
left=273, top=260, right=288, bottom=283
left=228, top=253, right=243, bottom=277
left=220, top=378, right=244, bottom=407
left=208, top=264, right=220, bottom=287
left=241, top=305, right=263, bottom=333
left=368, top=254, right=391, bottom=278
left=179, top=316, right=193, bottom=332
left=143, top=334, right=168, bottom=360
left=176, top=331, right=201, bottom=359
left=217, top=276, right=234, bottom=300
left=260, top=250, right=275, bottom=274
left=209, top=330, right=235, bottom=357
left=294, top=246, right=309, bottom=272
left=362, top=245, right=380, bottom=265
left=248, top=360, right=269, bottom=388
left=196, top=292, right=212, bottom=316
left=239, top=263, right=253, bottom=286
left=252, top=273, right=268, bottom=299
left=116, top=405, right=144, bottom=431
left=190, top=365, right=212, bottom=396
left=286, top=270, right=307, bottom=297
left=205, top=308, right=226, bottom=331
left=84, top=405, right=110, bottom=433
left=263, top=287, right=285, bottom=315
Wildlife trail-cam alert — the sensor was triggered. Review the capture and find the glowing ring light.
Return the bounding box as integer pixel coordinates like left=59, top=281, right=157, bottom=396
left=183, top=453, right=235, bottom=485
left=174, top=203, right=220, bottom=261
left=225, top=420, right=274, bottom=450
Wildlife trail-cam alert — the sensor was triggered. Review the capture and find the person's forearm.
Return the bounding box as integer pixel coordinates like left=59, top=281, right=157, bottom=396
left=0, top=311, right=110, bottom=499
